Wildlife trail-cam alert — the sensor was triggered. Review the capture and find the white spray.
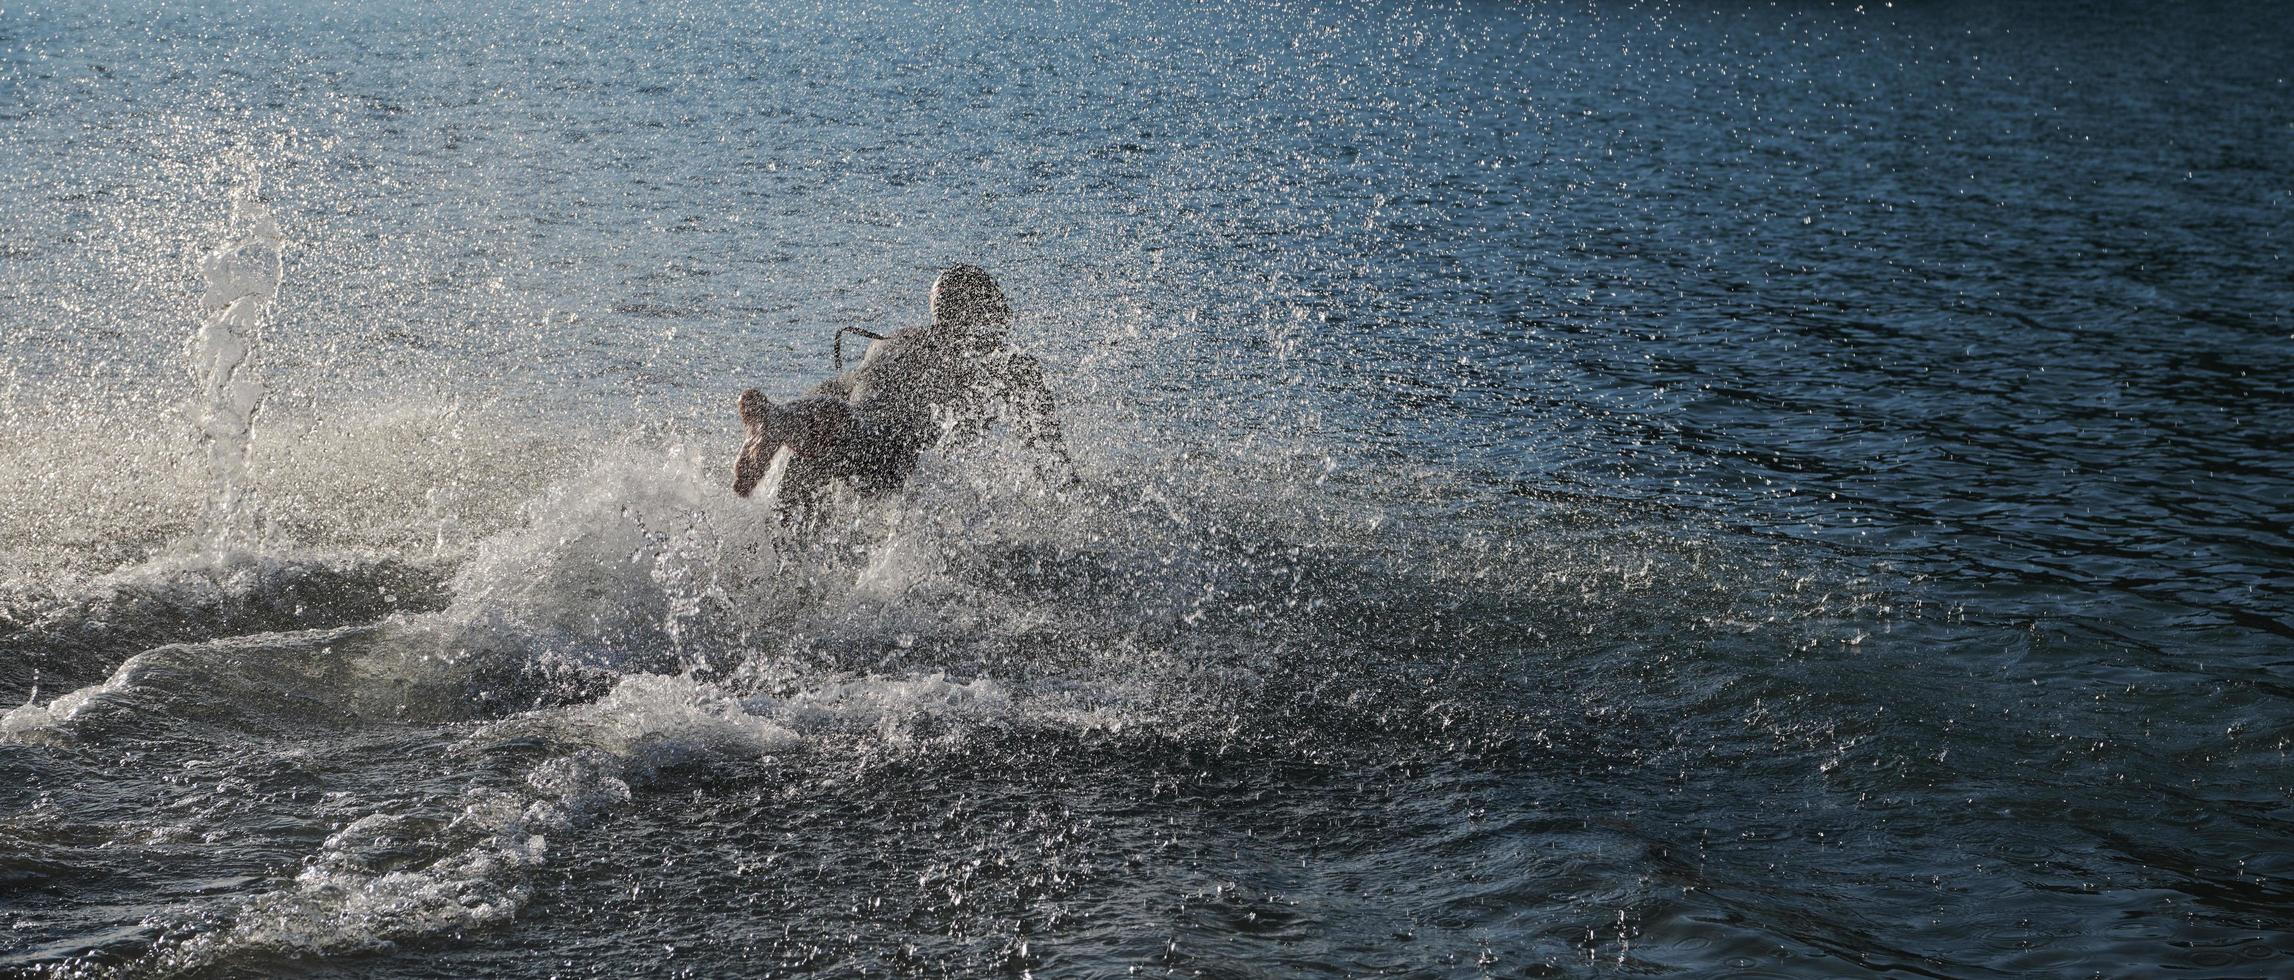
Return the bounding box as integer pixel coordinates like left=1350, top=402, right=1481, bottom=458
left=188, top=178, right=285, bottom=550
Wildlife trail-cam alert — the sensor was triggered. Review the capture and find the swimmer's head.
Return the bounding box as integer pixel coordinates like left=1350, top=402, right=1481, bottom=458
left=929, top=264, right=1012, bottom=336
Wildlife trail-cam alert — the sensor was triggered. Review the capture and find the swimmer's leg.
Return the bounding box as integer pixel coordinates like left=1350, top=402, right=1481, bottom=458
left=775, top=457, right=832, bottom=529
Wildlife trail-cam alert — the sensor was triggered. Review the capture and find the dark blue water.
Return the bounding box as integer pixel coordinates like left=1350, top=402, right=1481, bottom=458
left=3, top=0, right=2290, bottom=976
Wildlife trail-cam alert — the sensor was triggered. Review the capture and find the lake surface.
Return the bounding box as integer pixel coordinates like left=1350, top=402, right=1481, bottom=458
left=3, top=0, right=2290, bottom=976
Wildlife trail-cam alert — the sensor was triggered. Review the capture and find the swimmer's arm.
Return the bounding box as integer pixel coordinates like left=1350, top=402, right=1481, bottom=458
left=1000, top=350, right=1076, bottom=482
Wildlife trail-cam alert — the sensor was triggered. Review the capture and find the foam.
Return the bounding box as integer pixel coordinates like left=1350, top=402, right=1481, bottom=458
left=436, top=443, right=805, bottom=672
left=116, top=664, right=1123, bottom=971
left=151, top=807, right=548, bottom=966
left=4, top=394, right=1519, bottom=972
left=0, top=544, right=448, bottom=713
left=0, top=659, right=145, bottom=738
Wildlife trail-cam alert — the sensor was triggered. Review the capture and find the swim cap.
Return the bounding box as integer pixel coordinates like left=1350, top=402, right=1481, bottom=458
left=929, top=264, right=1013, bottom=334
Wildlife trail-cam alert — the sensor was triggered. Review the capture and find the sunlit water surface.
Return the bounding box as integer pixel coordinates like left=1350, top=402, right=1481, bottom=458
left=3, top=1, right=2290, bottom=976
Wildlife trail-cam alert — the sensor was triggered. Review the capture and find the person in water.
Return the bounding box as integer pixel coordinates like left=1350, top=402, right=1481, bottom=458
left=732, top=264, right=1075, bottom=513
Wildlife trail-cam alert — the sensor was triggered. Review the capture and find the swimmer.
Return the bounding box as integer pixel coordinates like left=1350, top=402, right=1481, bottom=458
left=732, top=264, right=1074, bottom=517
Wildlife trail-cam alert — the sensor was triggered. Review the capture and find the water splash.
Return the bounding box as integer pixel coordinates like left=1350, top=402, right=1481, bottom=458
left=188, top=177, right=285, bottom=550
